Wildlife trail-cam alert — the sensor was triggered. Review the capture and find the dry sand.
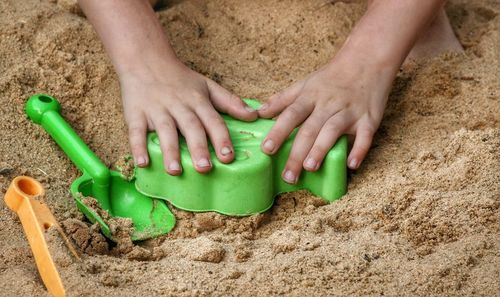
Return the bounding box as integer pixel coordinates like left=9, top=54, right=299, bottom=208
left=1, top=0, right=499, bottom=296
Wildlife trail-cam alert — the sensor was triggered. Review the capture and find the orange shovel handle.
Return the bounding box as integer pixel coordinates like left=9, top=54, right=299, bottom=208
left=4, top=176, right=66, bottom=297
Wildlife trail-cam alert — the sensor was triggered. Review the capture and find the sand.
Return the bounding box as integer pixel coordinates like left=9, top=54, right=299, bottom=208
left=0, top=0, right=499, bottom=296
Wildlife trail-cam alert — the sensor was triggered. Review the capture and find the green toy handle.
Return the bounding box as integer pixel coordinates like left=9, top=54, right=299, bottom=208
left=25, top=94, right=110, bottom=210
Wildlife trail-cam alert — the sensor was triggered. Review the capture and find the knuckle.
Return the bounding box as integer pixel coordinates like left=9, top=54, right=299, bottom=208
left=298, top=127, right=316, bottom=139
left=190, top=90, right=206, bottom=102
left=194, top=141, right=209, bottom=150
left=128, top=126, right=144, bottom=136
left=301, top=90, right=318, bottom=101
left=323, top=123, right=341, bottom=135
left=184, top=113, right=200, bottom=127
left=361, top=113, right=379, bottom=128
left=158, top=134, right=178, bottom=149
left=336, top=99, right=350, bottom=110
left=268, top=93, right=281, bottom=103
left=226, top=98, right=243, bottom=112
left=358, top=123, right=376, bottom=136
left=162, top=146, right=179, bottom=157
left=287, top=104, right=303, bottom=116
left=229, top=94, right=242, bottom=104
left=186, top=142, right=208, bottom=157
left=186, top=136, right=208, bottom=151
left=287, top=155, right=303, bottom=166
left=156, top=120, right=175, bottom=131
left=130, top=142, right=145, bottom=152
left=282, top=105, right=302, bottom=120
left=210, top=114, right=226, bottom=127
left=311, top=144, right=328, bottom=156
left=193, top=147, right=209, bottom=158
left=354, top=144, right=370, bottom=155
left=267, top=125, right=287, bottom=139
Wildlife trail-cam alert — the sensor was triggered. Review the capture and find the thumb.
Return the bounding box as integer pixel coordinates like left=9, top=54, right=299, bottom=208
left=206, top=79, right=258, bottom=121
left=258, top=80, right=303, bottom=119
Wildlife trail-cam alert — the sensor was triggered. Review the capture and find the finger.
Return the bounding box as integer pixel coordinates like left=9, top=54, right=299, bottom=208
left=126, top=112, right=149, bottom=167
left=258, top=81, right=303, bottom=118
left=172, top=107, right=212, bottom=173
left=194, top=102, right=234, bottom=164
left=305, top=111, right=350, bottom=171
left=206, top=79, right=258, bottom=121
left=261, top=101, right=313, bottom=155
left=347, top=123, right=375, bottom=170
left=281, top=109, right=329, bottom=184
left=151, top=111, right=181, bottom=175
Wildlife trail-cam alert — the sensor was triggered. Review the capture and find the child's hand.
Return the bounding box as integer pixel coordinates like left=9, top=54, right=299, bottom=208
left=77, top=0, right=258, bottom=175
left=255, top=0, right=453, bottom=184
left=258, top=60, right=392, bottom=184
left=121, top=60, right=257, bottom=175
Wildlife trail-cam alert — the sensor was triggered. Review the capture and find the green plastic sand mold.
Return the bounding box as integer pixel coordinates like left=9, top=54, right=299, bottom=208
left=135, top=99, right=348, bottom=216
left=25, top=94, right=176, bottom=241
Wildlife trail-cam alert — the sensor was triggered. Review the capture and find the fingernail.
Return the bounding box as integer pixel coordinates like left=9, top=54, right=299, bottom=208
left=263, top=139, right=275, bottom=152
left=257, top=103, right=269, bottom=111
left=136, top=156, right=146, bottom=166
left=349, top=158, right=359, bottom=169
left=244, top=105, right=255, bottom=113
left=283, top=170, right=297, bottom=184
left=221, top=146, right=232, bottom=156
left=197, top=158, right=211, bottom=168
left=168, top=160, right=181, bottom=171
left=304, top=157, right=317, bottom=170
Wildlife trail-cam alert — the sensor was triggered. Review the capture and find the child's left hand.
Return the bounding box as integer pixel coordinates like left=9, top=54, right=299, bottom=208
left=258, top=60, right=393, bottom=184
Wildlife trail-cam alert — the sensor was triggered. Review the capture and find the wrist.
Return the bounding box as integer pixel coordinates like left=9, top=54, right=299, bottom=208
left=319, top=47, right=398, bottom=104
left=116, top=52, right=185, bottom=82
left=338, top=40, right=399, bottom=71
left=326, top=52, right=395, bottom=84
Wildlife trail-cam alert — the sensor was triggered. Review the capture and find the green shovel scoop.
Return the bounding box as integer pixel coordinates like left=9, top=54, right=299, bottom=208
left=25, top=94, right=175, bottom=241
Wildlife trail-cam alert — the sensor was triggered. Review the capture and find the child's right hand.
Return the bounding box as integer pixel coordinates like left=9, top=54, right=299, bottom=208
left=120, top=59, right=258, bottom=175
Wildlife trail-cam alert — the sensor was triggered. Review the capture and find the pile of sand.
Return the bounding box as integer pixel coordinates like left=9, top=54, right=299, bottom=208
left=0, top=0, right=498, bottom=296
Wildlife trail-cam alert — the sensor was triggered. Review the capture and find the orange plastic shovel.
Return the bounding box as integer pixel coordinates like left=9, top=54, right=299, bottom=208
left=4, top=176, right=80, bottom=297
